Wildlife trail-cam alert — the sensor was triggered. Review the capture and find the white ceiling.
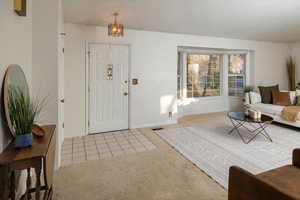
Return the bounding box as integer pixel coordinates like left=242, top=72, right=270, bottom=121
left=63, top=0, right=300, bottom=43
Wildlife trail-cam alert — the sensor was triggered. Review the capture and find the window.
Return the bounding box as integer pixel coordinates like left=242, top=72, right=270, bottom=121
left=177, top=48, right=249, bottom=100
left=228, top=55, right=246, bottom=97
left=177, top=52, right=182, bottom=99
left=187, top=54, right=221, bottom=97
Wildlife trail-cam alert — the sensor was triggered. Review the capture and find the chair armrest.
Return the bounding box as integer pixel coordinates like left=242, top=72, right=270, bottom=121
left=293, top=149, right=300, bottom=168
left=228, top=166, right=295, bottom=200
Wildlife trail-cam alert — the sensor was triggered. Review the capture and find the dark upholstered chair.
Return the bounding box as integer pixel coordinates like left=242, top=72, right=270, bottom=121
left=228, top=148, right=300, bottom=200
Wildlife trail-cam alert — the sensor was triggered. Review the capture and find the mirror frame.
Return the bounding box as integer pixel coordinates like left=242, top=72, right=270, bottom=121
left=3, top=64, right=29, bottom=137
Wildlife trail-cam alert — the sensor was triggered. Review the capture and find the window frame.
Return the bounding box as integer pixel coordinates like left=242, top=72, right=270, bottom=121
left=186, top=54, right=223, bottom=98
left=228, top=54, right=247, bottom=97
left=177, top=47, right=251, bottom=100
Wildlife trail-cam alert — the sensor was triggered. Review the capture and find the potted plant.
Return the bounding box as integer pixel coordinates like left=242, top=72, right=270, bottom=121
left=8, top=87, right=45, bottom=148
left=244, top=86, right=254, bottom=93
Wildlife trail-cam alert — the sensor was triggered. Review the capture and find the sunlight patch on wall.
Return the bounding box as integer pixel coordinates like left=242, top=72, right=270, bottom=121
left=160, top=94, right=177, bottom=115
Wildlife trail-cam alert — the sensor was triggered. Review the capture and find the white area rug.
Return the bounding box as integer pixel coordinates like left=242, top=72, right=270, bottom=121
left=156, top=118, right=300, bottom=189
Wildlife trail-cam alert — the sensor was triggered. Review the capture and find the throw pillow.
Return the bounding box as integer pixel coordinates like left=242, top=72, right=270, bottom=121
left=296, top=96, right=300, bottom=106
left=272, top=91, right=291, bottom=106
left=249, top=92, right=261, bottom=104
left=258, top=85, right=279, bottom=104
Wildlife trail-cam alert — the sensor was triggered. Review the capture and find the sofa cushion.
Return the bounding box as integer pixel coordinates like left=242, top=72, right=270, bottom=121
left=272, top=91, right=291, bottom=106
left=282, top=106, right=300, bottom=122
left=258, top=85, right=279, bottom=104
left=257, top=165, right=300, bottom=199
left=251, top=103, right=300, bottom=120
left=252, top=103, right=284, bottom=116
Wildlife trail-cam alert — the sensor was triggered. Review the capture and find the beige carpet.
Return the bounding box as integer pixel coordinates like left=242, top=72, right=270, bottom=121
left=54, top=113, right=227, bottom=200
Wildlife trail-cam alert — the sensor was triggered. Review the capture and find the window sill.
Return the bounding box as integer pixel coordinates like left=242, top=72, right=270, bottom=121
left=178, top=96, right=224, bottom=105
left=178, top=96, right=243, bottom=104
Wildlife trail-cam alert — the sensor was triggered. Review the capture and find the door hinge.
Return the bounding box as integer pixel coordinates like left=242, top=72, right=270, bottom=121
left=62, top=48, right=65, bottom=53
left=62, top=123, right=64, bottom=128
left=88, top=121, right=90, bottom=127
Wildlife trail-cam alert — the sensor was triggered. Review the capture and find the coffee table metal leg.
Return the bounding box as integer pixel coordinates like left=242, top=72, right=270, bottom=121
left=228, top=118, right=244, bottom=135
left=244, top=129, right=265, bottom=144
left=258, top=123, right=273, bottom=142
left=228, top=118, right=248, bottom=144
left=235, top=125, right=248, bottom=144
left=246, top=123, right=272, bottom=143
left=241, top=123, right=264, bottom=134
left=228, top=119, right=273, bottom=144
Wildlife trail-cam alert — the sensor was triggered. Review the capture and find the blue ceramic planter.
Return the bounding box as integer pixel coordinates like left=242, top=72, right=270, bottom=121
left=15, top=133, right=32, bottom=148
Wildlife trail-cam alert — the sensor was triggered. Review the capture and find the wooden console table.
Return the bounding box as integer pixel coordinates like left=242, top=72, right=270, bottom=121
left=0, top=125, right=56, bottom=200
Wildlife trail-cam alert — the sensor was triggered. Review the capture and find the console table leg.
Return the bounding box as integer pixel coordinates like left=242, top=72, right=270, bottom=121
left=0, top=165, right=10, bottom=200
left=26, top=168, right=32, bottom=200
left=43, top=189, right=48, bottom=200
left=35, top=163, right=42, bottom=200
left=10, top=171, right=16, bottom=200
left=47, top=188, right=53, bottom=200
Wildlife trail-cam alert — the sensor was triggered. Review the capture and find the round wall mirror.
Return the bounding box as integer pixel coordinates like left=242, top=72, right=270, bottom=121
left=3, top=64, right=29, bottom=137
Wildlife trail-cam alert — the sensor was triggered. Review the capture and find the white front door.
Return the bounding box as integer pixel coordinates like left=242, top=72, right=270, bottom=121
left=88, top=43, right=129, bottom=133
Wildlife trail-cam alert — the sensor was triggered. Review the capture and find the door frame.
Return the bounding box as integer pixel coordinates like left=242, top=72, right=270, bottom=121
left=85, top=41, right=132, bottom=135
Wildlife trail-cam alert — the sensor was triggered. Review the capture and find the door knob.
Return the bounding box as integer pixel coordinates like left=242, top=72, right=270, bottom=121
left=124, top=92, right=128, bottom=96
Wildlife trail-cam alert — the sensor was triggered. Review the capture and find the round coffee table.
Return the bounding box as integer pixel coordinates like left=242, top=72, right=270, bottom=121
left=227, top=112, right=273, bottom=144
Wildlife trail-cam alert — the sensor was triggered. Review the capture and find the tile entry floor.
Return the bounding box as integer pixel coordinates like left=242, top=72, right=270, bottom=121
left=61, top=129, right=156, bottom=166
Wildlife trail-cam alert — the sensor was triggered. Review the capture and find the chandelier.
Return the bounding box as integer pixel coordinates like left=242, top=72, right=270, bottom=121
left=108, top=13, right=124, bottom=37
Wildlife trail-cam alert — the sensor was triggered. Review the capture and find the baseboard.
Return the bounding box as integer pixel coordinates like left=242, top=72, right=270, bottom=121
left=130, top=120, right=178, bottom=129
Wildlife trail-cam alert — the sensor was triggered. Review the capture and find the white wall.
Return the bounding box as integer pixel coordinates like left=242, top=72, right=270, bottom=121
left=64, top=23, right=290, bottom=138
left=0, top=0, right=62, bottom=154
left=0, top=1, right=62, bottom=196
left=292, top=41, right=300, bottom=83
left=32, top=0, right=63, bottom=168
left=0, top=0, right=33, bottom=197
left=32, top=0, right=59, bottom=125
left=0, top=0, right=32, bottom=152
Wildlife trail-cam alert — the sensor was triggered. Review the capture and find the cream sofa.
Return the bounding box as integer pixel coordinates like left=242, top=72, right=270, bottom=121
left=246, top=91, right=300, bottom=128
